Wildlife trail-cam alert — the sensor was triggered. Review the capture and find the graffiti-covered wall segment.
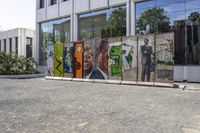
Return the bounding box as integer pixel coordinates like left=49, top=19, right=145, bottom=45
left=46, top=32, right=175, bottom=83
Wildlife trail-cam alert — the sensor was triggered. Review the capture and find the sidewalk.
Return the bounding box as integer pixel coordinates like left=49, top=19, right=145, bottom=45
left=46, top=76, right=185, bottom=89
left=0, top=78, right=200, bottom=132
left=175, top=82, right=200, bottom=91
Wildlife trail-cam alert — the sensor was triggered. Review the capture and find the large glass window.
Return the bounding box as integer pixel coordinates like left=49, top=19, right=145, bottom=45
left=9, top=38, right=12, bottom=52
left=136, top=0, right=200, bottom=65
left=0, top=40, right=1, bottom=52
left=186, top=8, right=200, bottom=65
left=50, top=0, right=57, bottom=5
left=4, top=39, right=6, bottom=52
left=15, top=37, right=18, bottom=55
left=39, top=0, right=45, bottom=9
left=78, top=6, right=126, bottom=40
left=26, top=37, right=32, bottom=58
left=39, top=17, right=70, bottom=65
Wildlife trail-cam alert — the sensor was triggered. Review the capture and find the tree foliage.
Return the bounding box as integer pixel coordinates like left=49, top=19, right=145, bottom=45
left=137, top=7, right=170, bottom=34
left=106, top=7, right=126, bottom=37
left=188, top=12, right=200, bottom=24
left=0, top=52, right=37, bottom=75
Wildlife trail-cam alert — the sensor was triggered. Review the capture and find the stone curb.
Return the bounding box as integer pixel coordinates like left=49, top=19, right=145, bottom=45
left=0, top=74, right=46, bottom=79
left=45, top=76, right=185, bottom=89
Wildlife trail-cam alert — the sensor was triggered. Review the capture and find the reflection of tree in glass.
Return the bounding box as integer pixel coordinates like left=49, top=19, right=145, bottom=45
left=81, top=32, right=90, bottom=40
left=106, top=8, right=126, bottom=37
left=137, top=8, right=170, bottom=34
left=188, top=12, right=200, bottom=64
left=176, top=20, right=185, bottom=29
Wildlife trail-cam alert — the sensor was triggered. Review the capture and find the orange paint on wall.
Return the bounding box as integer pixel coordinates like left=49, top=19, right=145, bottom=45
left=74, top=42, right=83, bottom=78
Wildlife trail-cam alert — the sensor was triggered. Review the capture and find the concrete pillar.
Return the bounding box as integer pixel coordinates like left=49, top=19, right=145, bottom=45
left=35, top=23, right=40, bottom=64
left=12, top=37, right=16, bottom=53
left=18, top=29, right=23, bottom=56
left=73, top=14, right=78, bottom=42
left=6, top=38, right=9, bottom=53
left=126, top=1, right=131, bottom=36
left=130, top=0, right=135, bottom=36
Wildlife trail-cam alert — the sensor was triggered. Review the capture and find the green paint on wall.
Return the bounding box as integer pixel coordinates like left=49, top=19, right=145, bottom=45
left=54, top=43, right=64, bottom=77
left=110, top=45, right=122, bottom=76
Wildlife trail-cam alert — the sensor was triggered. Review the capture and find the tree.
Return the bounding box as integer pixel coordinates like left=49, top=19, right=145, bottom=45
left=137, top=7, right=170, bottom=34
left=16, top=55, right=27, bottom=70
left=106, top=7, right=126, bottom=37
left=25, top=57, right=36, bottom=71
left=0, top=52, right=17, bottom=71
left=0, top=52, right=38, bottom=75
left=176, top=20, right=185, bottom=29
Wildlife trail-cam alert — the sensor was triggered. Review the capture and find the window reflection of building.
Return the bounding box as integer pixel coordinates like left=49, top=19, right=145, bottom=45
left=78, top=6, right=126, bottom=41
left=39, top=17, right=70, bottom=65
left=79, top=13, right=107, bottom=40
left=135, top=0, right=200, bottom=65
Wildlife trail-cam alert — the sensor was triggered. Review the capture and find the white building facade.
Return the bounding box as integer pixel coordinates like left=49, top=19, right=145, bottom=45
left=0, top=28, right=35, bottom=58
left=36, top=0, right=200, bottom=82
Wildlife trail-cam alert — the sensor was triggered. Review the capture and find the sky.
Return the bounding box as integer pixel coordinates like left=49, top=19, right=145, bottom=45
left=0, top=0, right=35, bottom=31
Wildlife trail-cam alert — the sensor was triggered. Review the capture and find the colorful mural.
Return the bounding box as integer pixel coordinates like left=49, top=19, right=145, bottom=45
left=108, top=37, right=122, bottom=80
left=155, top=32, right=174, bottom=82
left=74, top=42, right=83, bottom=78
left=54, top=43, right=64, bottom=77
left=122, top=36, right=137, bottom=81
left=95, top=39, right=108, bottom=79
left=83, top=40, right=95, bottom=79
left=46, top=33, right=175, bottom=84
left=46, top=42, right=54, bottom=76
left=138, top=35, right=155, bottom=82
left=64, top=43, right=74, bottom=78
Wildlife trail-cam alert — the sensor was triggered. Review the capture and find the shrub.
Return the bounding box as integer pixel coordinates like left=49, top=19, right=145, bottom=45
left=0, top=52, right=39, bottom=75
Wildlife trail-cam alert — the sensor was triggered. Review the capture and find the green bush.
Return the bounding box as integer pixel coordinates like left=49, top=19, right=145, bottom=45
left=0, top=52, right=39, bottom=75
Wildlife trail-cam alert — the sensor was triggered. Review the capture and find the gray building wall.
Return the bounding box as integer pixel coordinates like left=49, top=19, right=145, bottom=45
left=0, top=28, right=35, bottom=59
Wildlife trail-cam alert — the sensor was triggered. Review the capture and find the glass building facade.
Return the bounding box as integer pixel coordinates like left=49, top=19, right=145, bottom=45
left=78, top=5, right=126, bottom=40
left=135, top=0, right=200, bottom=65
left=39, top=17, right=70, bottom=65
left=38, top=1, right=200, bottom=66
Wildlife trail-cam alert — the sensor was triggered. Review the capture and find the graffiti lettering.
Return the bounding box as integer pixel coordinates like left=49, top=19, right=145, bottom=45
left=157, top=69, right=173, bottom=80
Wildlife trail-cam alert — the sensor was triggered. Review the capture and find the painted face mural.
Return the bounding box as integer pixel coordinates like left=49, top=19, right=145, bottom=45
left=138, top=35, right=155, bottom=82
left=54, top=43, right=64, bottom=77
left=47, top=33, right=174, bottom=83
left=64, top=43, right=74, bottom=78
left=94, top=39, right=108, bottom=79
left=84, top=40, right=95, bottom=79
left=155, top=32, right=174, bottom=82
left=109, top=43, right=122, bottom=77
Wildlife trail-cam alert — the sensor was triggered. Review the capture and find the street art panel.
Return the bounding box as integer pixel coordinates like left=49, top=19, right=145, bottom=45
left=95, top=39, right=109, bottom=79
left=122, top=36, right=137, bottom=81
left=64, top=42, right=74, bottom=78
left=108, top=37, right=122, bottom=80
left=83, top=40, right=95, bottom=79
left=47, top=42, right=54, bottom=76
left=54, top=43, right=64, bottom=77
left=155, top=32, right=174, bottom=83
left=74, top=42, right=83, bottom=78
left=138, top=34, right=155, bottom=82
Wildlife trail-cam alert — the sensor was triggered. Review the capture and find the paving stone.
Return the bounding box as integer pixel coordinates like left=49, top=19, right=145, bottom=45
left=0, top=78, right=200, bottom=133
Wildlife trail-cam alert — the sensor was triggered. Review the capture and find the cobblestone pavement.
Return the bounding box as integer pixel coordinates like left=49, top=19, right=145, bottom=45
left=0, top=78, right=200, bottom=133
